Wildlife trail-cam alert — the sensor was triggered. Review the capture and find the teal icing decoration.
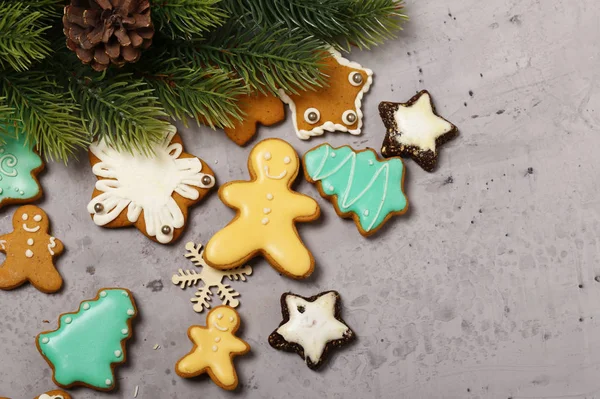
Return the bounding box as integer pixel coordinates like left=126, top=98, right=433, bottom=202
left=0, top=124, right=43, bottom=203
left=304, top=144, right=408, bottom=234
left=37, top=288, right=137, bottom=390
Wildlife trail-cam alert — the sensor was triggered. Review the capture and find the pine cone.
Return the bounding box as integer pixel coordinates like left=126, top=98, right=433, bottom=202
left=63, top=0, right=154, bottom=72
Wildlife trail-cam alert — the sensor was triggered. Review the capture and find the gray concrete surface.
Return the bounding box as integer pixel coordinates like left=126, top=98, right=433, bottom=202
left=2, top=0, right=600, bottom=397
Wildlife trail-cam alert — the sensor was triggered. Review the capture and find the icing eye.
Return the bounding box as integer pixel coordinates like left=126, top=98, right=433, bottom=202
left=33, top=214, right=42, bottom=222
left=342, top=110, right=358, bottom=125
left=297, top=305, right=305, bottom=313
left=264, top=152, right=272, bottom=161
left=217, top=313, right=223, bottom=319
left=348, top=72, right=363, bottom=86
left=22, top=213, right=28, bottom=220
left=304, top=108, right=320, bottom=125
left=283, top=156, right=291, bottom=164
left=229, top=316, right=234, bottom=322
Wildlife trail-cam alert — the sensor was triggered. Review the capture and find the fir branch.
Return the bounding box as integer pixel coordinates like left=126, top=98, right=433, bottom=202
left=140, top=59, right=246, bottom=129
left=151, top=0, right=228, bottom=40
left=0, top=1, right=54, bottom=71
left=224, top=0, right=408, bottom=50
left=0, top=97, right=15, bottom=132
left=0, top=70, right=88, bottom=161
left=173, top=24, right=327, bottom=94
left=68, top=72, right=170, bottom=153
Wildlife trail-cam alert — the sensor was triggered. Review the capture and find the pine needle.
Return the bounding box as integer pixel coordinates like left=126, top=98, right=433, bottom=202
left=151, top=0, right=228, bottom=39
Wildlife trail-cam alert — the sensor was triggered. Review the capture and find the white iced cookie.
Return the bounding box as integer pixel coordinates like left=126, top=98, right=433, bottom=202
left=268, top=291, right=355, bottom=369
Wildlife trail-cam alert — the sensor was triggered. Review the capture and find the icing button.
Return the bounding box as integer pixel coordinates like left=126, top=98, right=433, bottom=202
left=114, top=350, right=122, bottom=357
left=214, top=337, right=221, bottom=343
left=266, top=193, right=274, bottom=200
left=263, top=208, right=271, bottom=214
left=121, top=328, right=128, bottom=335
left=25, top=249, right=33, bottom=258
left=212, top=345, right=218, bottom=352
left=105, top=379, right=112, bottom=386
left=100, top=291, right=107, bottom=297
left=41, top=337, right=49, bottom=344
left=27, top=238, right=33, bottom=245
left=364, top=210, right=369, bottom=216
left=127, top=309, right=135, bottom=316
left=261, top=217, right=269, bottom=225
left=82, top=303, right=90, bottom=310
left=64, top=317, right=72, bottom=324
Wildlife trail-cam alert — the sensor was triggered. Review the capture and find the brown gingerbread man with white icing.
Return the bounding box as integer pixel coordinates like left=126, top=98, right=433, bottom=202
left=0, top=205, right=64, bottom=293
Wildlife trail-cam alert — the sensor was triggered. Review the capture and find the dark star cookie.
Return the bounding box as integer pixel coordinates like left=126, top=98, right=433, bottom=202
left=380, top=90, right=458, bottom=172
left=268, top=291, right=354, bottom=370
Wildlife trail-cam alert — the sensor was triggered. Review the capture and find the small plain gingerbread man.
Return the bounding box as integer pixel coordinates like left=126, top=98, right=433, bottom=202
left=203, top=138, right=320, bottom=279
left=175, top=306, right=250, bottom=390
left=0, top=205, right=64, bottom=293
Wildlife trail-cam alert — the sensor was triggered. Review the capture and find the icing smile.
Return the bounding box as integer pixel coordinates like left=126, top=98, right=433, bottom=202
left=214, top=321, right=229, bottom=332
left=264, top=165, right=287, bottom=180
left=23, top=223, right=40, bottom=233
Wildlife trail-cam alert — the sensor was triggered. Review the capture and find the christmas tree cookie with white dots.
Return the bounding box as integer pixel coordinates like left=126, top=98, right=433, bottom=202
left=36, top=288, right=137, bottom=391
left=0, top=125, right=45, bottom=209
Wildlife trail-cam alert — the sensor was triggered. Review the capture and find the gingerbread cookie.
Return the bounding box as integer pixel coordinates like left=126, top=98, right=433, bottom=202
left=224, top=92, right=285, bottom=146
left=380, top=90, right=458, bottom=172
left=176, top=306, right=250, bottom=390
left=87, top=125, right=215, bottom=244
left=268, top=291, right=354, bottom=370
left=37, top=288, right=137, bottom=391
left=303, top=144, right=408, bottom=236
left=203, top=138, right=320, bottom=279
left=279, top=48, right=373, bottom=139
left=0, top=205, right=64, bottom=293
left=35, top=390, right=72, bottom=399
left=0, top=125, right=45, bottom=209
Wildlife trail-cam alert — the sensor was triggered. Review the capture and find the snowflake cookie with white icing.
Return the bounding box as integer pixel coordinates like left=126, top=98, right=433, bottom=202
left=380, top=90, right=458, bottom=172
left=0, top=205, right=64, bottom=293
left=279, top=48, right=373, bottom=140
left=87, top=125, right=216, bottom=244
left=35, top=390, right=72, bottom=399
left=0, top=125, right=45, bottom=209
left=303, top=144, right=408, bottom=236
left=268, top=291, right=355, bottom=370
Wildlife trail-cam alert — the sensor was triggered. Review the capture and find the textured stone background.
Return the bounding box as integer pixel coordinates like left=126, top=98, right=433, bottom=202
left=2, top=0, right=599, bottom=398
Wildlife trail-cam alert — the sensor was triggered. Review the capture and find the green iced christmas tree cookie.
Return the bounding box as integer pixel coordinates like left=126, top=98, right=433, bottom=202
left=303, top=144, right=408, bottom=236
left=0, top=124, right=44, bottom=208
left=36, top=288, right=137, bottom=391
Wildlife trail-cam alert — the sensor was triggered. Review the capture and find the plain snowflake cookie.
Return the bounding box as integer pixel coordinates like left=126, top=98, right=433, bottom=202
left=87, top=125, right=216, bottom=244
left=279, top=48, right=373, bottom=140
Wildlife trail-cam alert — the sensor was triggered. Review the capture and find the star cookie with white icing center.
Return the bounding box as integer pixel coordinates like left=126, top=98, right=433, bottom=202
left=380, top=90, right=458, bottom=172
left=268, top=291, right=354, bottom=370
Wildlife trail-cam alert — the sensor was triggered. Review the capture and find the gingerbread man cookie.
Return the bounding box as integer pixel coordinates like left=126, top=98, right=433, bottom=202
left=35, top=390, right=72, bottom=399
left=175, top=306, right=250, bottom=390
left=224, top=92, right=285, bottom=146
left=279, top=48, right=373, bottom=139
left=203, top=138, right=320, bottom=279
left=0, top=205, right=64, bottom=293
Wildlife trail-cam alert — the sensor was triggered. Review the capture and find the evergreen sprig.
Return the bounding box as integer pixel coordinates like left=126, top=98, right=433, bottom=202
left=172, top=24, right=327, bottom=95
left=0, top=0, right=408, bottom=161
left=0, top=70, right=88, bottom=160
left=225, top=0, right=407, bottom=50
left=0, top=1, right=53, bottom=71
left=151, top=0, right=228, bottom=39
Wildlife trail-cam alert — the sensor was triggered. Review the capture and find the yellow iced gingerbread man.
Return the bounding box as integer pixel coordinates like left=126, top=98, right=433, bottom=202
left=175, top=306, right=250, bottom=390
left=204, top=138, right=320, bottom=279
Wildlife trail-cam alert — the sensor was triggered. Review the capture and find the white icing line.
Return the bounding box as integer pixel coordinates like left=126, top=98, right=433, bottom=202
left=22, top=224, right=40, bottom=232
left=214, top=322, right=229, bottom=332
left=134, top=385, right=139, bottom=398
